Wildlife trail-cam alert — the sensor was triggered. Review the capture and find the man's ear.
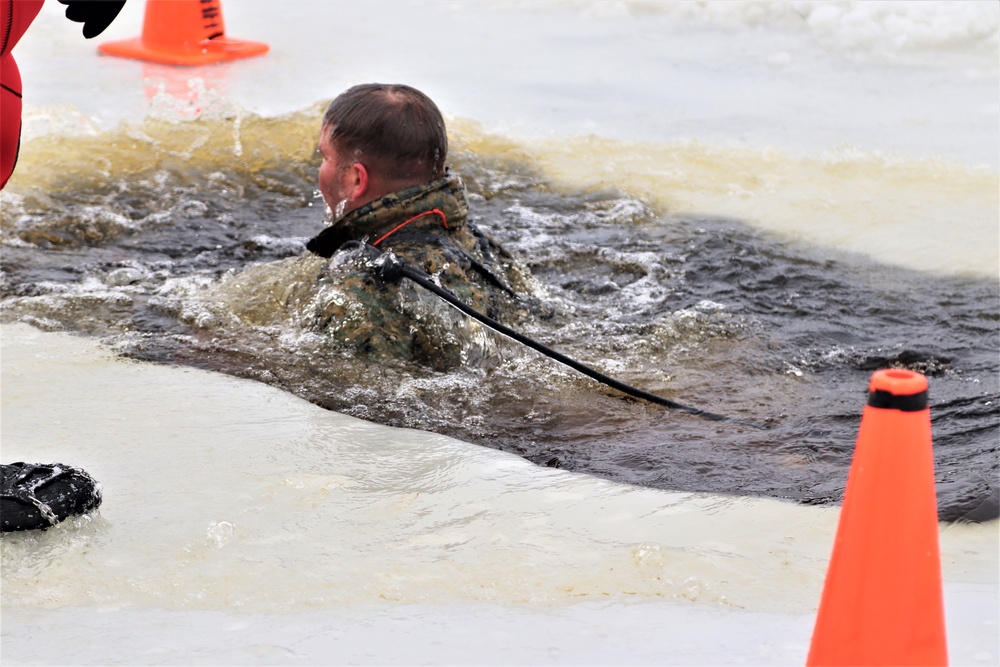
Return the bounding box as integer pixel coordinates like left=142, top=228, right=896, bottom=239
left=346, top=163, right=369, bottom=201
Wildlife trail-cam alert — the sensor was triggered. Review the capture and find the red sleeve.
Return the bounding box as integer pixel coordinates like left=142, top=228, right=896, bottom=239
left=2, top=0, right=45, bottom=57
left=1, top=0, right=44, bottom=189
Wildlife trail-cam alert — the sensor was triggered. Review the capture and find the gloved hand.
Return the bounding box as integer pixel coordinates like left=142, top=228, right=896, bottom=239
left=58, top=0, right=127, bottom=39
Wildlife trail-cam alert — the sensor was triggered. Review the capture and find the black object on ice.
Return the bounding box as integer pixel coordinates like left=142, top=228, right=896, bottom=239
left=0, top=462, right=103, bottom=532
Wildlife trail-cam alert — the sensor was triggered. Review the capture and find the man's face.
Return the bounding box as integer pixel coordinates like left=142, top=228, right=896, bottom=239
left=317, top=127, right=351, bottom=222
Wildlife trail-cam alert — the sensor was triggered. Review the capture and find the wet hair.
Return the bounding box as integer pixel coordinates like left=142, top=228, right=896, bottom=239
left=323, top=83, right=447, bottom=184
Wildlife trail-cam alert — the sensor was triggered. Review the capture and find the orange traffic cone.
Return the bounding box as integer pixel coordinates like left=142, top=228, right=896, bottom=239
left=807, top=369, right=947, bottom=666
left=99, top=0, right=268, bottom=66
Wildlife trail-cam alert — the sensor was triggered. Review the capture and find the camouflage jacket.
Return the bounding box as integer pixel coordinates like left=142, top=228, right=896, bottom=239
left=304, top=171, right=529, bottom=369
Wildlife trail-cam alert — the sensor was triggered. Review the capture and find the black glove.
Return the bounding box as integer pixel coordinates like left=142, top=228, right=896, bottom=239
left=58, top=0, right=127, bottom=39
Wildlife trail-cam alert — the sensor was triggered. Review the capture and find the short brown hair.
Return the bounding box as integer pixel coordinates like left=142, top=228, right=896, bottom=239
left=323, top=83, right=447, bottom=184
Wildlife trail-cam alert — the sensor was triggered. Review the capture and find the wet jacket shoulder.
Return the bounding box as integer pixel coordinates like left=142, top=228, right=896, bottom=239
left=305, top=171, right=529, bottom=368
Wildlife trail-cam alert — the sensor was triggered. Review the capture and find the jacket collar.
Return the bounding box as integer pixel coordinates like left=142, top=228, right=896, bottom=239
left=306, top=170, right=468, bottom=258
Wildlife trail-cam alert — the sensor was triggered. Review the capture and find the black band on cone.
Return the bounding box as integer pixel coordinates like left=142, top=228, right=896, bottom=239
left=867, top=389, right=928, bottom=412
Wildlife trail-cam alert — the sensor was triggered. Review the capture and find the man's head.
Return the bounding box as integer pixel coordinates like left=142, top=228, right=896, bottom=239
left=318, top=83, right=448, bottom=220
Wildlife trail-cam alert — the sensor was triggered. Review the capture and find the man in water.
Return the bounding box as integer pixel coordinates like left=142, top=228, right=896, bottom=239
left=303, top=83, right=529, bottom=368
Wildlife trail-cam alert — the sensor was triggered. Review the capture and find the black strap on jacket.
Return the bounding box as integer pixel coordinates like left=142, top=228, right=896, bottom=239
left=366, top=245, right=767, bottom=430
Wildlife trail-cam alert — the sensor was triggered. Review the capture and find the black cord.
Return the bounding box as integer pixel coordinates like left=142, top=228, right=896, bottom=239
left=374, top=250, right=767, bottom=430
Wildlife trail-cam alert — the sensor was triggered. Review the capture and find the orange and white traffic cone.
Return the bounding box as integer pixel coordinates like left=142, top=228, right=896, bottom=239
left=99, top=0, right=268, bottom=66
left=807, top=369, right=947, bottom=666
